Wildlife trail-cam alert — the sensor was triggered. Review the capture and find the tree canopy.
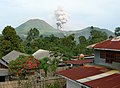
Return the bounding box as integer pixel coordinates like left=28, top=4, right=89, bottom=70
left=89, top=29, right=108, bottom=44
left=39, top=57, right=49, bottom=77
left=115, top=27, right=120, bottom=37
left=0, top=26, right=24, bottom=58
left=0, top=26, right=108, bottom=60
left=9, top=55, right=40, bottom=75
left=79, top=36, right=87, bottom=44
left=26, top=28, right=39, bottom=41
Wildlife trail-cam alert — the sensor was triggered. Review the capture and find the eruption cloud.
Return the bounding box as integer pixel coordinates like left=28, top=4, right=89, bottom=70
left=55, top=7, right=69, bottom=30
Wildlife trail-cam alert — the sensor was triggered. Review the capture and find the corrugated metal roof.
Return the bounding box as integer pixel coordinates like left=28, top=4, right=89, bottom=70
left=93, top=39, right=120, bottom=51
left=57, top=66, right=120, bottom=88
left=0, top=59, right=8, bottom=67
left=57, top=66, right=107, bottom=80
left=32, top=49, right=50, bottom=60
left=63, top=59, right=94, bottom=65
left=77, top=70, right=119, bottom=83
left=2, top=50, right=28, bottom=64
left=84, top=74, right=120, bottom=88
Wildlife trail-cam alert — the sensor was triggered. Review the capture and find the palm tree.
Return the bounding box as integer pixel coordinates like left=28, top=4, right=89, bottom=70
left=49, top=58, right=59, bottom=76
left=40, top=57, right=49, bottom=77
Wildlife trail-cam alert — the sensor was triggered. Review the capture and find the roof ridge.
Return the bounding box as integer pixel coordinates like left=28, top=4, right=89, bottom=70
left=77, top=70, right=119, bottom=83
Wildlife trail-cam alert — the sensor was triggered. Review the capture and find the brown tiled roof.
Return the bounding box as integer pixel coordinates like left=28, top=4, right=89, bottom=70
left=84, top=74, right=120, bottom=88
left=57, top=66, right=106, bottom=80
left=63, top=59, right=93, bottom=65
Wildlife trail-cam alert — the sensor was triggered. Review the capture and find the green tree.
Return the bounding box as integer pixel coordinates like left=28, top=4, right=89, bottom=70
left=61, top=34, right=76, bottom=49
left=90, top=26, right=94, bottom=30
left=9, top=55, right=40, bottom=75
left=26, top=28, right=39, bottom=41
left=1, top=26, right=24, bottom=56
left=0, top=36, right=4, bottom=58
left=109, top=35, right=114, bottom=39
left=49, top=58, right=59, bottom=76
left=9, top=55, right=28, bottom=75
left=115, top=27, right=120, bottom=37
left=24, top=28, right=39, bottom=54
left=73, top=43, right=91, bottom=56
left=40, top=57, right=49, bottom=77
left=79, top=36, right=87, bottom=44
left=89, top=29, right=107, bottom=44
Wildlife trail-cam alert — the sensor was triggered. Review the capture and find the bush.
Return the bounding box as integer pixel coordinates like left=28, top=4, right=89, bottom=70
left=47, top=82, right=60, bottom=88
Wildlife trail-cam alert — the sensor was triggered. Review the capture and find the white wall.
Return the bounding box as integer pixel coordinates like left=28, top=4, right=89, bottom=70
left=66, top=79, right=89, bottom=88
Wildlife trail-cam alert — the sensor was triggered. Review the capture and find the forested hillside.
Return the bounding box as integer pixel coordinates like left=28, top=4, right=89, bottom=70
left=15, top=19, right=115, bottom=43
left=0, top=26, right=109, bottom=60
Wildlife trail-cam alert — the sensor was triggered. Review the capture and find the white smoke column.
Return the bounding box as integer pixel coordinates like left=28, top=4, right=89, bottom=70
left=55, top=6, right=69, bottom=30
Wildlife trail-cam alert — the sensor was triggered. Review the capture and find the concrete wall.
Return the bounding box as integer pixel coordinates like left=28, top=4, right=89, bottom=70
left=94, top=50, right=120, bottom=70
left=66, top=79, right=89, bottom=88
left=0, top=69, right=8, bottom=76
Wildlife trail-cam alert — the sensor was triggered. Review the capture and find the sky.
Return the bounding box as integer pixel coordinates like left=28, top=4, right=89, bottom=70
left=0, top=0, right=120, bottom=33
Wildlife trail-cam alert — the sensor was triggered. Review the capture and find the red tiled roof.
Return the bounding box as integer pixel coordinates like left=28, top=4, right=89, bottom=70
left=63, top=59, right=94, bottom=65
left=57, top=66, right=107, bottom=80
left=84, top=74, right=120, bottom=88
left=93, top=39, right=120, bottom=50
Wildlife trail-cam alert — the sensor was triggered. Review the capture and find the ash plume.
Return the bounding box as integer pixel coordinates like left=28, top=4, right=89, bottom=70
left=55, top=7, right=69, bottom=30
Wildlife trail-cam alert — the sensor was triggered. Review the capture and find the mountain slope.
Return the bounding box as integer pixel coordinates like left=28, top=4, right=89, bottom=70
left=15, top=19, right=115, bottom=41
left=65, top=27, right=115, bottom=43
left=69, top=27, right=114, bottom=38
left=15, top=19, right=64, bottom=37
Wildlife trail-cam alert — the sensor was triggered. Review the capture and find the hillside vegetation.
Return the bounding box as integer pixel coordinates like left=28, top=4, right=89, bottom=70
left=0, top=25, right=109, bottom=59
left=0, top=19, right=116, bottom=59
left=15, top=19, right=114, bottom=42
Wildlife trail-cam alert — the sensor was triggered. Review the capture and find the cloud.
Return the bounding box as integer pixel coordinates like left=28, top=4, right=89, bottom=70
left=0, top=0, right=120, bottom=33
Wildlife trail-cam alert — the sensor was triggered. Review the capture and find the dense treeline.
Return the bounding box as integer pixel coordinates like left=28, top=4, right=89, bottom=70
left=0, top=26, right=110, bottom=59
left=0, top=26, right=24, bottom=58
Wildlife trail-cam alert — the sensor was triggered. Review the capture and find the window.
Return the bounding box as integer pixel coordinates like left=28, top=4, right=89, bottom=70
left=105, top=59, right=112, bottom=64
left=100, top=51, right=106, bottom=59
left=114, top=53, right=120, bottom=62
left=100, top=51, right=120, bottom=63
left=81, top=86, right=87, bottom=88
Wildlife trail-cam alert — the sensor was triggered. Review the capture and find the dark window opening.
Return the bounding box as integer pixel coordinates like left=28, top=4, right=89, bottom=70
left=0, top=76, right=5, bottom=82
left=100, top=51, right=120, bottom=63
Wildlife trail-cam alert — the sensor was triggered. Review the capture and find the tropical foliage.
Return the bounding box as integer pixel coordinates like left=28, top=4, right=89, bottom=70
left=0, top=26, right=24, bottom=58
left=9, top=55, right=40, bottom=75
left=39, top=57, right=59, bottom=77
left=39, top=57, right=49, bottom=77
left=0, top=26, right=108, bottom=60
left=115, top=27, right=120, bottom=37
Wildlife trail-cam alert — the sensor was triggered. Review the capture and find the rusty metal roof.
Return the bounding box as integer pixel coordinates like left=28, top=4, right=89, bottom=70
left=63, top=59, right=94, bottom=65
left=93, top=39, right=120, bottom=51
left=84, top=74, right=120, bottom=88
left=57, top=66, right=107, bottom=80
left=57, top=66, right=120, bottom=88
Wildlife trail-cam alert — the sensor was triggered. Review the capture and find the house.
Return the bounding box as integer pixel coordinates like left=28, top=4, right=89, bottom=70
left=0, top=50, right=28, bottom=67
left=57, top=66, right=120, bottom=88
left=32, top=49, right=50, bottom=60
left=0, top=50, right=28, bottom=82
left=92, top=37, right=120, bottom=70
left=57, top=37, right=120, bottom=88
left=63, top=59, right=93, bottom=67
left=0, top=69, right=8, bottom=82
left=84, top=73, right=120, bottom=88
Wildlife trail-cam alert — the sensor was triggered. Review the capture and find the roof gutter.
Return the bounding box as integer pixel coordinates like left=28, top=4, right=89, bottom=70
left=94, top=48, right=120, bottom=51
left=56, top=74, right=91, bottom=88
